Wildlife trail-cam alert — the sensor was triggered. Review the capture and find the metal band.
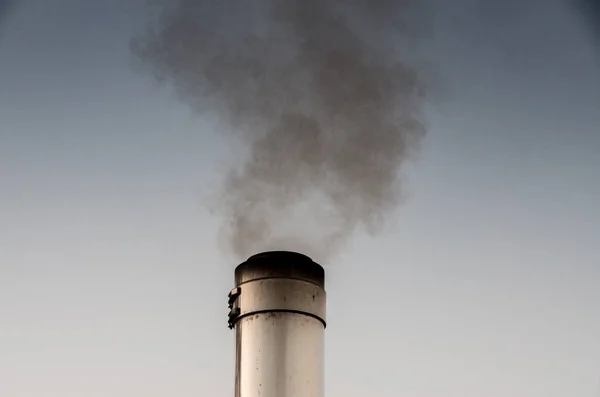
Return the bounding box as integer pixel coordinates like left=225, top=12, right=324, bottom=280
left=228, top=278, right=326, bottom=329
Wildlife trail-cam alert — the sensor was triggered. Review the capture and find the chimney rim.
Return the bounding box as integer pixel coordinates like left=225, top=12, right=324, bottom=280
left=235, top=250, right=325, bottom=289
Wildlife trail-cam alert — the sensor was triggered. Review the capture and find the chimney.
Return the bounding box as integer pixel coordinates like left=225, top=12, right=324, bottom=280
left=228, top=251, right=326, bottom=397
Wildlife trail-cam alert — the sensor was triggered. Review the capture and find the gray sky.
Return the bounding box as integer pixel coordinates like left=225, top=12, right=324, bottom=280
left=1, top=1, right=599, bottom=396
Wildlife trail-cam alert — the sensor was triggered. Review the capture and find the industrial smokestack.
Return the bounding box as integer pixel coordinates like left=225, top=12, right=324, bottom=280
left=227, top=251, right=326, bottom=397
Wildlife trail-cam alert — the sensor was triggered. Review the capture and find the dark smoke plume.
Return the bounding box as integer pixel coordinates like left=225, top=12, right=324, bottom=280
left=133, top=0, right=428, bottom=260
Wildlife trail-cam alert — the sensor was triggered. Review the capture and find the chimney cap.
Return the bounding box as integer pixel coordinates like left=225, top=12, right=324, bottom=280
left=235, top=251, right=325, bottom=289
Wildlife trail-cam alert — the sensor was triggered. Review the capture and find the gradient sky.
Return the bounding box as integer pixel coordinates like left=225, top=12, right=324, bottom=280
left=1, top=1, right=599, bottom=396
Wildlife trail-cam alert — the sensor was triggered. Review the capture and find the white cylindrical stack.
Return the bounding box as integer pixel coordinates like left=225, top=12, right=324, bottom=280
left=228, top=251, right=326, bottom=397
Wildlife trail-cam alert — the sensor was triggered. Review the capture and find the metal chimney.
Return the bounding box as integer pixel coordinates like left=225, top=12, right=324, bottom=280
left=227, top=251, right=326, bottom=397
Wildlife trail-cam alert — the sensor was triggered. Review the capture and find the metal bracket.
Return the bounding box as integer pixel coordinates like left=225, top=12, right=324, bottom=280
left=227, top=287, right=242, bottom=329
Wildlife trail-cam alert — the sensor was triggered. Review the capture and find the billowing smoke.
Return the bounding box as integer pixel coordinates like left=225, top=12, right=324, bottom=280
left=133, top=0, right=428, bottom=261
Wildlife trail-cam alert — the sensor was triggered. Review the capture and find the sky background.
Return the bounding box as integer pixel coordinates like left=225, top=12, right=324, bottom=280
left=0, top=1, right=599, bottom=396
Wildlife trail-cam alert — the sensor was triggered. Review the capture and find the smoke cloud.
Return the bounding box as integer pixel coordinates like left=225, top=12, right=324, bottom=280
left=133, top=0, right=428, bottom=261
